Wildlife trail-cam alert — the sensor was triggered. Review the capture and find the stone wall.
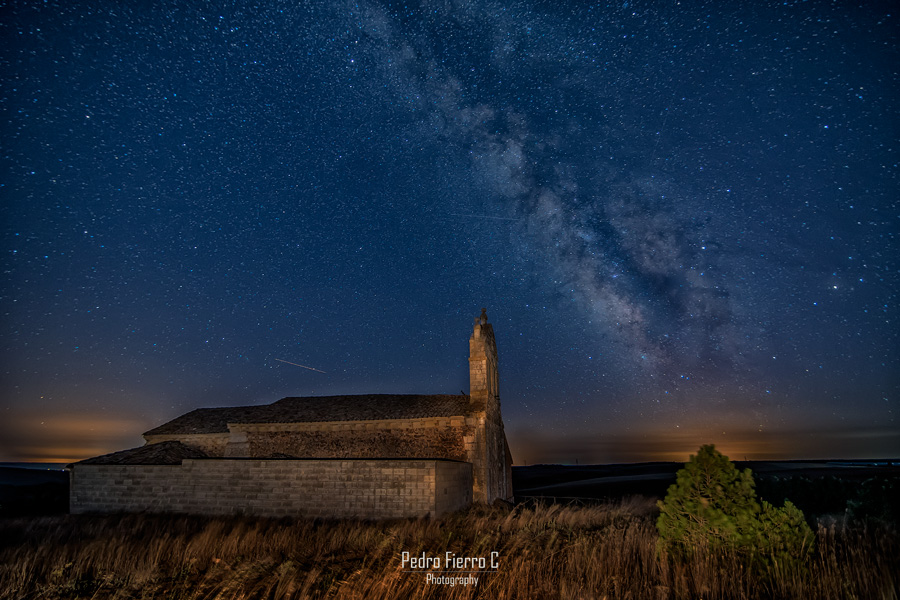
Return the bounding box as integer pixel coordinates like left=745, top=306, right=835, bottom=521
left=435, top=460, right=475, bottom=515
left=70, top=459, right=472, bottom=519
left=485, top=404, right=514, bottom=502
left=143, top=433, right=230, bottom=456
left=233, top=418, right=470, bottom=461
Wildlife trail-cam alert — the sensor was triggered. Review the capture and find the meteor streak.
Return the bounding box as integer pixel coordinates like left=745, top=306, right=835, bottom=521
left=275, top=358, right=326, bottom=373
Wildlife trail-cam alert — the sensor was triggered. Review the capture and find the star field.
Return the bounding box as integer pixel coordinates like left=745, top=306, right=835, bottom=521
left=1, top=0, right=897, bottom=463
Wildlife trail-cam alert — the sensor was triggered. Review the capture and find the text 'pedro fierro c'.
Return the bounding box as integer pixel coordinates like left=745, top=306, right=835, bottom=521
left=402, top=551, right=500, bottom=587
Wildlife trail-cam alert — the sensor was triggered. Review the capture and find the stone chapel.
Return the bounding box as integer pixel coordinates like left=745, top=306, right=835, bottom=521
left=69, top=310, right=514, bottom=518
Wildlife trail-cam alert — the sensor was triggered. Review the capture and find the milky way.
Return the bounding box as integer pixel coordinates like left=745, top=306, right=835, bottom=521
left=1, top=1, right=897, bottom=462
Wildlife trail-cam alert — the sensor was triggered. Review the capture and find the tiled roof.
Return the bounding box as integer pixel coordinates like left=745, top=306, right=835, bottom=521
left=142, top=406, right=269, bottom=436
left=75, top=441, right=208, bottom=465
left=143, top=394, right=471, bottom=436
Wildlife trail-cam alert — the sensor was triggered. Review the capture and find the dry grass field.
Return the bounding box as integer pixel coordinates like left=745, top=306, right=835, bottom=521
left=1, top=497, right=897, bottom=600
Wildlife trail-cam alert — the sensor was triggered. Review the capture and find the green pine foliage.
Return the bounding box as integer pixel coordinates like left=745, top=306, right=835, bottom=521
left=755, top=499, right=814, bottom=572
left=657, top=445, right=814, bottom=573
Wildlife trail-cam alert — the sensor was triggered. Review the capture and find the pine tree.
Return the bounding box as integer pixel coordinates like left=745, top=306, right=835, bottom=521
left=657, top=444, right=814, bottom=572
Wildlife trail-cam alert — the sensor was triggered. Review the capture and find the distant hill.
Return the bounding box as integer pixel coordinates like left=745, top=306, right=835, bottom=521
left=0, top=466, right=68, bottom=516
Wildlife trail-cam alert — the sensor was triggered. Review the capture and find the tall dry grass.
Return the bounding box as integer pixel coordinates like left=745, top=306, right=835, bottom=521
left=0, top=497, right=896, bottom=599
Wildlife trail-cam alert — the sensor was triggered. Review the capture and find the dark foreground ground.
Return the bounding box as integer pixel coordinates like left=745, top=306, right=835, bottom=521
left=0, top=466, right=68, bottom=517
left=3, top=498, right=897, bottom=599
left=2, top=460, right=899, bottom=521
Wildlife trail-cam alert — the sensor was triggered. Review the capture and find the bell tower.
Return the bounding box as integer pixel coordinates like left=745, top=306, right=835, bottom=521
left=466, top=308, right=512, bottom=503
left=469, top=308, right=498, bottom=412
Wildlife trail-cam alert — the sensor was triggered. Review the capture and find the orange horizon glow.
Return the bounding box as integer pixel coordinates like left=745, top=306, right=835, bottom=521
left=0, top=411, right=150, bottom=464
left=2, top=410, right=898, bottom=465
left=507, top=424, right=900, bottom=465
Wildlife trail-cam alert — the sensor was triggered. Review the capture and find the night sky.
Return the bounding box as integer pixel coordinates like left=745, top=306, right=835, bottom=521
left=2, top=1, right=897, bottom=464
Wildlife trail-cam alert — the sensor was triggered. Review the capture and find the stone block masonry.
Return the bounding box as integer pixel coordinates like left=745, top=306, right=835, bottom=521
left=235, top=417, right=470, bottom=461
left=70, top=459, right=472, bottom=519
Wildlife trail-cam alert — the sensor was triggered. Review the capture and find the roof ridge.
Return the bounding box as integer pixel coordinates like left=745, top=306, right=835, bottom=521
left=77, top=440, right=208, bottom=466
